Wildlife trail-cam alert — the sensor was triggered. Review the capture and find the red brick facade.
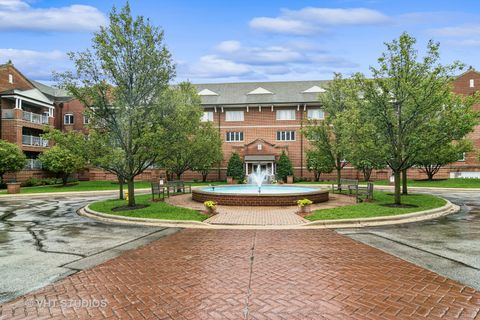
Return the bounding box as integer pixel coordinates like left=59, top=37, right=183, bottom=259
left=2, top=63, right=480, bottom=183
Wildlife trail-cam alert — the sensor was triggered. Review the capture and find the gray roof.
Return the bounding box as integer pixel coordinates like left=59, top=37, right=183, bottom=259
left=31, top=80, right=71, bottom=101
left=194, top=80, right=329, bottom=106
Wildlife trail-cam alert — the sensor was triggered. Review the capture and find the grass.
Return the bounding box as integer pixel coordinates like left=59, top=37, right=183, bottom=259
left=0, top=180, right=226, bottom=195
left=89, top=194, right=208, bottom=221
left=305, top=191, right=446, bottom=221
left=296, top=178, right=480, bottom=188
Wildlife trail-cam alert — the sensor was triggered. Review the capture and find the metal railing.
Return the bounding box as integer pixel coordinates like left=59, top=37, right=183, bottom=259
left=22, top=135, right=49, bottom=147
left=25, top=159, right=42, bottom=170
left=22, top=110, right=49, bottom=124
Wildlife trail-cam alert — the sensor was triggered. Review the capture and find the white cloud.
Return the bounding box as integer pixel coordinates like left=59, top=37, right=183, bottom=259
left=250, top=7, right=389, bottom=34
left=189, top=55, right=253, bottom=78
left=249, top=17, right=319, bottom=35
left=0, top=0, right=106, bottom=32
left=0, top=48, right=69, bottom=80
left=215, top=41, right=307, bottom=65
left=430, top=24, right=480, bottom=37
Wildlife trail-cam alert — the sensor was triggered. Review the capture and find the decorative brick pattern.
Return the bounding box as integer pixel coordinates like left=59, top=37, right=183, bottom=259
left=1, top=229, right=479, bottom=319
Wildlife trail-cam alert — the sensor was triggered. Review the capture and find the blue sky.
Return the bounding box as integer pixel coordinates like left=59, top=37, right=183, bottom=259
left=0, top=0, right=479, bottom=84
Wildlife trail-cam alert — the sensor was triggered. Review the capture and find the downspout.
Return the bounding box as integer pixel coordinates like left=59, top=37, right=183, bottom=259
left=300, top=105, right=304, bottom=178
left=217, top=106, right=221, bottom=181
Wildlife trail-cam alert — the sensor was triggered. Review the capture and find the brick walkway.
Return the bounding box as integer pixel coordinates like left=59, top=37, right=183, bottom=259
left=1, top=229, right=480, bottom=319
left=167, top=193, right=356, bottom=225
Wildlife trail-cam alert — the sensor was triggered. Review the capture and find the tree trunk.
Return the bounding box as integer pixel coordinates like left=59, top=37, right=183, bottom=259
left=118, top=175, right=124, bottom=200
left=127, top=178, right=135, bottom=207
left=402, top=169, right=408, bottom=195
left=362, top=168, right=372, bottom=182
left=336, top=165, right=341, bottom=191
left=176, top=172, right=182, bottom=180
left=394, top=170, right=401, bottom=205
left=62, top=173, right=69, bottom=186
left=314, top=171, right=320, bottom=182
left=427, top=171, right=434, bottom=181
left=202, top=171, right=208, bottom=182
left=0, top=173, right=3, bottom=185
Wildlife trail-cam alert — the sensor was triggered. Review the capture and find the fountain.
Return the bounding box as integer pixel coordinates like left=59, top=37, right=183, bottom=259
left=192, top=166, right=330, bottom=206
left=247, top=166, right=268, bottom=194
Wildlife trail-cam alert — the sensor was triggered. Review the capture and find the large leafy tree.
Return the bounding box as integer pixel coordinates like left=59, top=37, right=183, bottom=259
left=59, top=3, right=175, bottom=206
left=356, top=32, right=479, bottom=204
left=0, top=140, right=26, bottom=183
left=306, top=149, right=334, bottom=181
left=416, top=140, right=472, bottom=180
left=304, top=73, right=351, bottom=187
left=191, top=123, right=223, bottom=182
left=39, top=146, right=86, bottom=185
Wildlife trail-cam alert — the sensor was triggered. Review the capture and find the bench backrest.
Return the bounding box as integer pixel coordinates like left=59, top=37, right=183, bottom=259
left=167, top=180, right=184, bottom=186
left=339, top=179, right=359, bottom=185
left=151, top=182, right=161, bottom=193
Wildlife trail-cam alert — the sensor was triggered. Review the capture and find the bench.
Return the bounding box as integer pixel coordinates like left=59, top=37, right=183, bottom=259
left=151, top=182, right=166, bottom=201
left=166, top=180, right=192, bottom=195
left=357, top=182, right=374, bottom=202
left=331, top=179, right=359, bottom=194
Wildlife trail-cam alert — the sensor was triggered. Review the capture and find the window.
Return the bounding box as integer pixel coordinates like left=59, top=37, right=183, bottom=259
left=225, top=110, right=244, bottom=121
left=8, top=74, right=13, bottom=84
left=307, top=109, right=325, bottom=120
left=276, top=131, right=295, bottom=141
left=64, top=114, right=74, bottom=125
left=225, top=131, right=244, bottom=142
left=470, top=79, right=475, bottom=88
left=459, top=152, right=466, bottom=162
left=276, top=109, right=296, bottom=120
left=201, top=111, right=214, bottom=122
left=83, top=114, right=89, bottom=124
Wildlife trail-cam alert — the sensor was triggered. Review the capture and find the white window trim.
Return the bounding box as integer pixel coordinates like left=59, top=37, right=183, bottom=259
left=276, top=109, right=296, bottom=121
left=459, top=152, right=466, bottom=162
left=64, top=113, right=74, bottom=125
left=276, top=130, right=296, bottom=141
left=307, top=108, right=325, bottom=120
left=225, top=131, right=244, bottom=142
left=83, top=115, right=89, bottom=124
left=201, top=111, right=214, bottom=122
left=470, top=79, right=475, bottom=88
left=225, top=110, right=244, bottom=122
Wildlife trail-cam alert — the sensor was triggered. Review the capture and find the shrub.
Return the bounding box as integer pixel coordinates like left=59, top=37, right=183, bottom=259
left=23, top=177, right=43, bottom=187
left=204, top=200, right=217, bottom=209
left=42, top=178, right=59, bottom=185
left=226, top=152, right=244, bottom=181
left=0, top=140, right=27, bottom=183
left=297, top=199, right=313, bottom=207
left=276, top=151, right=293, bottom=182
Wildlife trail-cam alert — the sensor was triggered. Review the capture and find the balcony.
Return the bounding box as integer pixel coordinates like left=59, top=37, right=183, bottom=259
left=22, top=110, right=49, bottom=125
left=22, top=135, right=49, bottom=147
left=1, top=109, right=15, bottom=119
left=25, top=159, right=42, bottom=170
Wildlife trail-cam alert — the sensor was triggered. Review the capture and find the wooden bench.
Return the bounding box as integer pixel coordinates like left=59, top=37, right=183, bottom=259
left=151, top=182, right=166, bottom=201
left=357, top=182, right=374, bottom=202
left=166, top=180, right=192, bottom=195
left=331, top=179, right=359, bottom=194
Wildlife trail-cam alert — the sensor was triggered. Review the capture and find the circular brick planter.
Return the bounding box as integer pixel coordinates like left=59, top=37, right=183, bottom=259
left=192, top=187, right=329, bottom=206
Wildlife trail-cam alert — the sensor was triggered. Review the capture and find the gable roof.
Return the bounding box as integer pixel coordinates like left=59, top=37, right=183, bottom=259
left=247, top=87, right=273, bottom=95
left=31, top=80, right=71, bottom=101
left=0, top=87, right=54, bottom=106
left=195, top=80, right=330, bottom=105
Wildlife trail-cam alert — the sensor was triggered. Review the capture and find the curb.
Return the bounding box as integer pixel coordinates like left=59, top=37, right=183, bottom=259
left=304, top=200, right=459, bottom=228
left=78, top=197, right=459, bottom=230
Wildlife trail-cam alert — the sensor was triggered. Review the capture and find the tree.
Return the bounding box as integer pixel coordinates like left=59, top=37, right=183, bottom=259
left=306, top=149, right=334, bottom=181
left=0, top=140, right=26, bottom=184
left=157, top=83, right=204, bottom=180
left=59, top=3, right=175, bottom=206
left=355, top=32, right=479, bottom=204
left=39, top=146, right=86, bottom=185
left=336, top=106, right=387, bottom=181
left=276, top=151, right=294, bottom=182
left=191, top=123, right=223, bottom=182
left=417, top=140, right=472, bottom=180
left=226, top=153, right=244, bottom=181
left=304, top=73, right=351, bottom=187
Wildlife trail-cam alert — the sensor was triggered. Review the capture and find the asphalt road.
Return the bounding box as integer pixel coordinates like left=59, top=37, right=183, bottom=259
left=0, top=195, right=179, bottom=304
left=340, top=191, right=480, bottom=290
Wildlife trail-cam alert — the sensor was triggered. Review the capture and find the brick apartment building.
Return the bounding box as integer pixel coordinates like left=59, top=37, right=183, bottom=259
left=1, top=61, right=479, bottom=182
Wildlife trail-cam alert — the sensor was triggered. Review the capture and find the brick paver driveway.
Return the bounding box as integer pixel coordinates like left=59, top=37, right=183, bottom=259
left=1, top=229, right=480, bottom=319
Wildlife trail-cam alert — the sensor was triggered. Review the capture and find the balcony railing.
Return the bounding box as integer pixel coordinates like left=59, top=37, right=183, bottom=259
left=25, top=159, right=42, bottom=170
left=22, top=135, right=49, bottom=147
left=22, top=111, right=49, bottom=125
left=1, top=109, right=15, bottom=119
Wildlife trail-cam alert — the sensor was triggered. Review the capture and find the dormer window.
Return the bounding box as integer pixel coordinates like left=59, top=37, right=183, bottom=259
left=8, top=74, right=13, bottom=84
left=470, top=79, right=475, bottom=88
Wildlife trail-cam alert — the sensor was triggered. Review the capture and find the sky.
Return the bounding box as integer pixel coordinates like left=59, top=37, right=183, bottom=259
left=0, top=0, right=479, bottom=85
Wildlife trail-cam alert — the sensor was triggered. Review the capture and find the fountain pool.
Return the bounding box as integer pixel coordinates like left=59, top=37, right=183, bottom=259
left=192, top=185, right=329, bottom=206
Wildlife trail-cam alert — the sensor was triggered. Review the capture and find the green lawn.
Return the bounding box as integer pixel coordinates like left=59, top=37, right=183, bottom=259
left=297, top=178, right=480, bottom=188
left=305, top=191, right=446, bottom=221
left=89, top=194, right=208, bottom=221
left=0, top=180, right=226, bottom=195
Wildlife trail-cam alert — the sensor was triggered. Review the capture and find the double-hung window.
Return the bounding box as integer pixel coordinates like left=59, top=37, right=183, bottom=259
left=64, top=114, right=74, bottom=125
left=276, top=109, right=296, bottom=120
left=225, top=131, right=244, bottom=142
left=307, top=108, right=325, bottom=120
left=225, top=110, right=244, bottom=121
left=276, top=131, right=295, bottom=141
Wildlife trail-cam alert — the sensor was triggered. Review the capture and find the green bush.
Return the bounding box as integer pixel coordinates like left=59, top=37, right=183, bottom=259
left=226, top=152, right=244, bottom=181
left=42, top=178, right=59, bottom=185
left=276, top=151, right=293, bottom=182
left=23, top=177, right=43, bottom=187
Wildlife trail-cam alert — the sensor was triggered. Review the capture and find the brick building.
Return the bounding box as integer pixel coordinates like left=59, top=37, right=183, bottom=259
left=1, top=61, right=479, bottom=182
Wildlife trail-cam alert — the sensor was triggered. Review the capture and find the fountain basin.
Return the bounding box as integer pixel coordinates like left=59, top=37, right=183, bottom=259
left=192, top=185, right=329, bottom=206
